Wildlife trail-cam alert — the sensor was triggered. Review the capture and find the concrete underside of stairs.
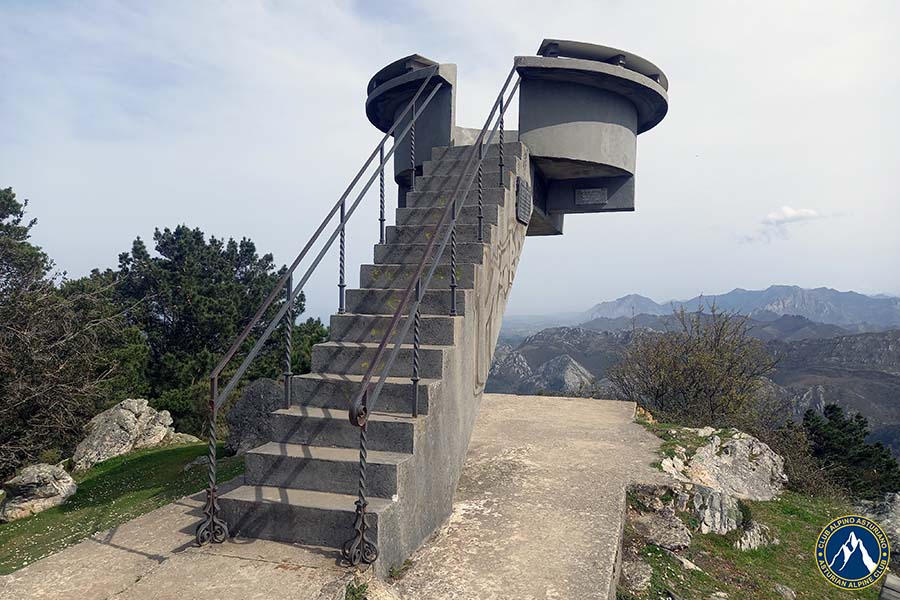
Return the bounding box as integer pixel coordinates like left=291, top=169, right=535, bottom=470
left=0, top=394, right=665, bottom=600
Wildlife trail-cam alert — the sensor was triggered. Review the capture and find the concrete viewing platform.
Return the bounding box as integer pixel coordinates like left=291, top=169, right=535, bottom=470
left=0, top=394, right=664, bottom=600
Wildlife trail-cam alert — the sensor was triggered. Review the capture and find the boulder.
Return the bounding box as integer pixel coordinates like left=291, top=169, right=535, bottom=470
left=857, top=492, right=900, bottom=553
left=632, top=506, right=692, bottom=551
left=621, top=555, right=652, bottom=594
left=686, top=431, right=787, bottom=501
left=0, top=464, right=77, bottom=522
left=735, top=521, right=779, bottom=551
left=163, top=431, right=201, bottom=445
left=677, top=484, right=741, bottom=535
left=773, top=583, right=796, bottom=600
left=72, top=399, right=176, bottom=471
left=226, top=378, right=282, bottom=455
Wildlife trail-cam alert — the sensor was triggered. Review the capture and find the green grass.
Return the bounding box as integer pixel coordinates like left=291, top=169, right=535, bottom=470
left=0, top=442, right=243, bottom=575
left=623, top=419, right=885, bottom=599
left=621, top=492, right=882, bottom=599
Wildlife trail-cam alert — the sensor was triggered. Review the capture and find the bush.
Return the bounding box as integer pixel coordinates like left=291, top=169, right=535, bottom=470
left=608, top=305, right=778, bottom=429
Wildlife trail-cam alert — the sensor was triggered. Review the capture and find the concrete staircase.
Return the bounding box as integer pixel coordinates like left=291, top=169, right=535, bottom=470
left=219, top=141, right=531, bottom=575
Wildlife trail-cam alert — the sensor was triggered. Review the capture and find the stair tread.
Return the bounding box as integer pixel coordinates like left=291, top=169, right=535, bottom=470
left=249, top=440, right=411, bottom=464
left=332, top=311, right=453, bottom=320
left=273, top=405, right=419, bottom=424
left=221, top=484, right=394, bottom=512
left=296, top=372, right=440, bottom=386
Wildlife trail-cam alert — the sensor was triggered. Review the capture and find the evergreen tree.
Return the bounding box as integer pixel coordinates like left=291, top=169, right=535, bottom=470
left=803, top=404, right=900, bottom=500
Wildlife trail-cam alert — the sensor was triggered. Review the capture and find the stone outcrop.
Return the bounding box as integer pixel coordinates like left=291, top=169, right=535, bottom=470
left=631, top=506, right=692, bottom=551
left=620, top=555, right=652, bottom=594
left=857, top=492, right=900, bottom=553
left=735, top=521, right=779, bottom=551
left=225, top=378, right=282, bottom=455
left=0, top=463, right=77, bottom=522
left=522, top=354, right=594, bottom=395
left=685, top=431, right=787, bottom=501
left=72, top=399, right=198, bottom=471
left=676, top=484, right=741, bottom=535
left=485, top=349, right=532, bottom=393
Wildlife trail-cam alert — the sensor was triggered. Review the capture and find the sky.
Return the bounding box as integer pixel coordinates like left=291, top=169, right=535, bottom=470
left=2, top=0, right=899, bottom=321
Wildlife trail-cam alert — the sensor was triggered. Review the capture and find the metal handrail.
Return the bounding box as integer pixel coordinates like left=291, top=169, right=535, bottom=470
left=195, top=65, right=442, bottom=546
left=341, top=64, right=521, bottom=566
left=348, top=65, right=519, bottom=426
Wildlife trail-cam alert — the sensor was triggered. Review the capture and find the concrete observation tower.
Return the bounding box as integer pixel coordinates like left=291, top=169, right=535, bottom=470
left=365, top=38, right=669, bottom=234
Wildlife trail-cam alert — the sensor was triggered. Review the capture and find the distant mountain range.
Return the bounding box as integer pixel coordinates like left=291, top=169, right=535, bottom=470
left=501, top=285, right=900, bottom=342
left=583, top=285, right=900, bottom=328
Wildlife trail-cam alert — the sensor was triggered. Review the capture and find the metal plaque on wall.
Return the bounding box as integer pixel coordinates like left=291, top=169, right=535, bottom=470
left=575, top=187, right=608, bottom=207
left=516, top=176, right=532, bottom=226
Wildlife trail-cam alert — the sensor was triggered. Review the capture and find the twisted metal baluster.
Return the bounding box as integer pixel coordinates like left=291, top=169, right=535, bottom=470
left=449, top=198, right=458, bottom=316
left=342, top=390, right=378, bottom=565
left=411, top=278, right=421, bottom=417
left=283, top=274, right=293, bottom=409
left=196, top=378, right=228, bottom=545
left=477, top=144, right=484, bottom=243
left=498, top=101, right=505, bottom=187
left=379, top=145, right=386, bottom=244
left=338, top=200, right=346, bottom=314
left=409, top=100, right=416, bottom=193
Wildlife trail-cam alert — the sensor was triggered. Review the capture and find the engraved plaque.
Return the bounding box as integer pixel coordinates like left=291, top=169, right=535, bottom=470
left=575, top=187, right=608, bottom=207
left=516, top=177, right=532, bottom=226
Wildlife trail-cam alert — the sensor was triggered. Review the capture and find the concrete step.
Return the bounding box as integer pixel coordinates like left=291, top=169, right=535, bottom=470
left=310, top=341, right=447, bottom=379
left=396, top=203, right=500, bottom=227
left=404, top=187, right=507, bottom=210
left=421, top=157, right=519, bottom=178
left=292, top=372, right=439, bottom=415
left=244, top=441, right=409, bottom=498
left=385, top=223, right=493, bottom=245
left=374, top=242, right=486, bottom=265
left=329, top=312, right=457, bottom=345
left=412, top=169, right=513, bottom=193
left=345, top=287, right=467, bottom=316
left=270, top=406, right=419, bottom=454
left=431, top=141, right=527, bottom=163
left=219, top=484, right=396, bottom=549
left=360, top=263, right=476, bottom=291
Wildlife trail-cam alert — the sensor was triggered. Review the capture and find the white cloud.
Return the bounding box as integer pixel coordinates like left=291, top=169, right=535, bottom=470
left=743, top=206, right=826, bottom=243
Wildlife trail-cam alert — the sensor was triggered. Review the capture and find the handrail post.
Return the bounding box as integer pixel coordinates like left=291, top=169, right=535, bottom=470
left=477, top=143, right=484, bottom=243
left=449, top=197, right=458, bottom=316
left=283, top=273, right=293, bottom=409
left=341, top=387, right=378, bottom=565
left=498, top=95, right=505, bottom=187
left=411, top=277, right=421, bottom=417
left=379, top=145, right=386, bottom=244
left=409, top=99, right=416, bottom=193
left=338, top=200, right=346, bottom=314
left=196, top=377, right=228, bottom=545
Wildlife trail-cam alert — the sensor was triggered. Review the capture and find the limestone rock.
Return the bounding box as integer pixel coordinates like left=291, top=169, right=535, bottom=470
left=686, top=431, right=787, bottom=501
left=226, top=378, right=282, bottom=455
left=0, top=464, right=77, bottom=522
left=857, top=492, right=900, bottom=554
left=163, top=431, right=201, bottom=445
left=485, top=350, right=532, bottom=393
left=632, top=506, right=692, bottom=551
left=521, top=354, right=595, bottom=395
left=773, top=583, right=796, bottom=600
left=72, top=399, right=175, bottom=471
left=621, top=555, right=652, bottom=594
left=735, top=521, right=779, bottom=550
left=678, top=484, right=741, bottom=535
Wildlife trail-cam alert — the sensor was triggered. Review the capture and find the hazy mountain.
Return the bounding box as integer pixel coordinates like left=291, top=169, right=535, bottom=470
left=581, top=312, right=850, bottom=342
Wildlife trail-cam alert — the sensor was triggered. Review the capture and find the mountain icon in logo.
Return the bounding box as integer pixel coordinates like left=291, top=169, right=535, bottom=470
left=827, top=530, right=878, bottom=575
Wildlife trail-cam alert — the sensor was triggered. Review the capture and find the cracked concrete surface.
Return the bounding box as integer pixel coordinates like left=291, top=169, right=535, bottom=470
left=386, top=394, right=666, bottom=600
left=0, top=394, right=663, bottom=600
left=0, top=478, right=350, bottom=600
